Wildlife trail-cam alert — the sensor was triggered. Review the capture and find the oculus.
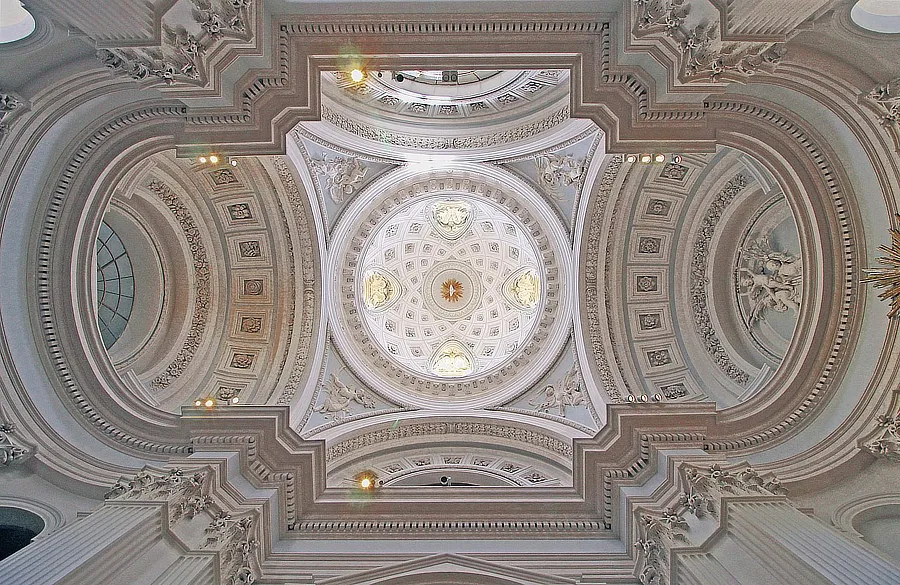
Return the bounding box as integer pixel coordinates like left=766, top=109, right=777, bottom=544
left=429, top=200, right=473, bottom=240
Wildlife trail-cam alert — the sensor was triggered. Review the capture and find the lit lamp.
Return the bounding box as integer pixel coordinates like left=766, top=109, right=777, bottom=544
left=350, top=68, right=365, bottom=83
left=355, top=471, right=378, bottom=490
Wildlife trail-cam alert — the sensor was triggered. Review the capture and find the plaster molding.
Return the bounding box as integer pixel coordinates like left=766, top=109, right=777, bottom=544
left=95, top=0, right=256, bottom=88
left=271, top=156, right=317, bottom=406
left=583, top=155, right=631, bottom=402
left=689, top=172, right=752, bottom=384
left=146, top=179, right=212, bottom=391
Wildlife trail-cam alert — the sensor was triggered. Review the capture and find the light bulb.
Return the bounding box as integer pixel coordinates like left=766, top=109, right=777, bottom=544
left=640, top=154, right=652, bottom=164
left=198, top=156, right=207, bottom=163
left=626, top=154, right=638, bottom=163
left=230, top=159, right=238, bottom=167
left=360, top=477, right=372, bottom=489
left=654, top=154, right=666, bottom=163
left=204, top=398, right=215, bottom=407
left=350, top=69, right=364, bottom=83
left=209, top=155, right=219, bottom=164
left=194, top=400, right=202, bottom=406
left=231, top=397, right=240, bottom=404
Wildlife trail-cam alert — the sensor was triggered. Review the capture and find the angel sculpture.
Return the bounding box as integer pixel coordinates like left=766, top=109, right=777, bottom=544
left=530, top=367, right=584, bottom=416
left=736, top=236, right=802, bottom=326
left=314, top=373, right=376, bottom=421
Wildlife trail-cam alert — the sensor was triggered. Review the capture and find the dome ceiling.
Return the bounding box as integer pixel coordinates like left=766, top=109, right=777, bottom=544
left=357, top=196, right=544, bottom=381
left=325, top=162, right=574, bottom=410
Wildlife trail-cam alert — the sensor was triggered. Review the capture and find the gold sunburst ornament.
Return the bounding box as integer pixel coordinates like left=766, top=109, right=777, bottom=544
left=863, top=214, right=900, bottom=318
left=441, top=278, right=464, bottom=303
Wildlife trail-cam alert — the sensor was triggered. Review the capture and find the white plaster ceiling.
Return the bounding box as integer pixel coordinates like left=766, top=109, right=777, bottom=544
left=358, top=196, right=544, bottom=380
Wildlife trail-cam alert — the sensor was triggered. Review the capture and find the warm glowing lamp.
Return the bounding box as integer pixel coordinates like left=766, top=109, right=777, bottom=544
left=359, top=477, right=372, bottom=489
left=654, top=154, right=666, bottom=163
left=209, top=155, right=219, bottom=164
left=350, top=69, right=365, bottom=83
left=198, top=156, right=207, bottom=163
left=204, top=398, right=215, bottom=407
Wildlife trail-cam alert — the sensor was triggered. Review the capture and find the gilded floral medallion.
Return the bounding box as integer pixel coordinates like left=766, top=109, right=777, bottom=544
left=441, top=278, right=464, bottom=303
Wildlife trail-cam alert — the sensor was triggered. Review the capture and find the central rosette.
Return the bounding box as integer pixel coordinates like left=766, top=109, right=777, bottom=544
left=442, top=279, right=463, bottom=302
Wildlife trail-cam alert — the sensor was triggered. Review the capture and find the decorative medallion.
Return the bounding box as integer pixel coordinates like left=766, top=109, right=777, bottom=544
left=429, top=200, right=474, bottom=240
left=441, top=278, right=464, bottom=303
left=362, top=269, right=402, bottom=312
left=429, top=340, right=475, bottom=377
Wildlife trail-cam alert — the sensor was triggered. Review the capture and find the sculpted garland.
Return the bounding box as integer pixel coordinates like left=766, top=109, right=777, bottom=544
left=147, top=179, right=212, bottom=391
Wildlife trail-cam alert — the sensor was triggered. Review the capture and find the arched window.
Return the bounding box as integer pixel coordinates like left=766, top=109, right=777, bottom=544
left=96, top=221, right=134, bottom=349
left=0, top=507, right=44, bottom=561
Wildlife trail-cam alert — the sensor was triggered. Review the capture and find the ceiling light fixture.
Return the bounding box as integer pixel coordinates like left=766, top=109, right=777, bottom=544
left=350, top=68, right=365, bottom=83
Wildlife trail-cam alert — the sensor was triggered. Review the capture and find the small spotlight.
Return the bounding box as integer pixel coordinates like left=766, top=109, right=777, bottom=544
left=209, top=155, right=219, bottom=164
left=230, top=159, right=238, bottom=167
left=654, top=154, right=666, bottom=163
left=653, top=394, right=663, bottom=402
left=350, top=69, right=365, bottom=83
left=627, top=395, right=637, bottom=403
left=231, top=396, right=240, bottom=404
left=671, top=154, right=683, bottom=163
left=204, top=398, right=215, bottom=408
left=625, top=154, right=638, bottom=163
left=198, top=156, right=207, bottom=164
left=640, top=154, right=652, bottom=164
left=356, top=471, right=378, bottom=490
left=194, top=400, right=203, bottom=407
left=639, top=394, right=649, bottom=403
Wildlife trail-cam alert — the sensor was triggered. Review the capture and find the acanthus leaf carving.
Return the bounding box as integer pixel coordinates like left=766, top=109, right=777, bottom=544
left=96, top=0, right=253, bottom=87
left=203, top=511, right=260, bottom=585
left=105, top=467, right=212, bottom=524
left=634, top=462, right=787, bottom=585
left=632, top=0, right=787, bottom=83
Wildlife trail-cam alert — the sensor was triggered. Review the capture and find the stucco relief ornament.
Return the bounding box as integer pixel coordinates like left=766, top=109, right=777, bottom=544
left=529, top=365, right=583, bottom=416
left=429, top=200, right=474, bottom=240
left=430, top=340, right=475, bottom=377
left=863, top=214, right=900, bottom=318
left=362, top=269, right=401, bottom=312
left=0, top=422, right=30, bottom=465
left=736, top=235, right=802, bottom=326
left=534, top=152, right=586, bottom=194
left=314, top=373, right=376, bottom=421
left=310, top=156, right=368, bottom=203
left=503, top=267, right=541, bottom=310
left=863, top=410, right=900, bottom=462
left=868, top=79, right=900, bottom=139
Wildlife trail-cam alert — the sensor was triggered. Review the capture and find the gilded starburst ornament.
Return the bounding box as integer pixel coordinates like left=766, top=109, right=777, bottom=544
left=441, top=278, right=464, bottom=303
left=863, top=214, right=900, bottom=318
